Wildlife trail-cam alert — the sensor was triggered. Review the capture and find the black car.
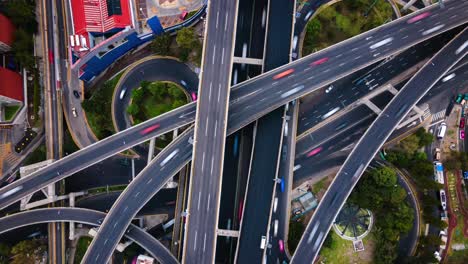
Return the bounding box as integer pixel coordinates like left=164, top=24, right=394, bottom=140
left=73, top=90, right=80, bottom=99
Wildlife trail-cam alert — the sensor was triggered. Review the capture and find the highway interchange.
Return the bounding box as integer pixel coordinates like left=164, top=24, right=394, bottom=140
left=0, top=0, right=467, bottom=263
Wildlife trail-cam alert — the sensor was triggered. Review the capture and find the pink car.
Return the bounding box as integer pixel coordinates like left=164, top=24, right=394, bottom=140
left=191, top=92, right=197, bottom=101
left=460, top=130, right=465, bottom=140
left=307, top=147, right=323, bottom=157
left=278, top=239, right=284, bottom=252
left=407, top=12, right=430, bottom=24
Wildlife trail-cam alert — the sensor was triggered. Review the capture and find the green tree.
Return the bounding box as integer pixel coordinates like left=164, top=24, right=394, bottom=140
left=416, top=128, right=434, bottom=147
left=126, top=103, right=139, bottom=115
left=4, top=0, right=37, bottom=34
left=131, top=88, right=145, bottom=102
left=370, top=166, right=397, bottom=187
left=12, top=28, right=35, bottom=69
left=150, top=33, right=172, bottom=55
left=0, top=242, right=11, bottom=264
left=10, top=239, right=45, bottom=264
left=288, top=220, right=305, bottom=254
left=176, top=27, right=197, bottom=50
left=399, top=134, right=420, bottom=154
left=140, top=80, right=151, bottom=90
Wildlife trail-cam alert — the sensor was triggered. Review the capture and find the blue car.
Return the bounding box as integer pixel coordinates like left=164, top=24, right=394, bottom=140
left=280, top=178, right=285, bottom=192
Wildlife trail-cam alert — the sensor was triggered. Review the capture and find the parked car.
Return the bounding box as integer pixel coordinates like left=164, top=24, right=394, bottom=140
left=460, top=130, right=465, bottom=140
left=72, top=107, right=77, bottom=117
left=73, top=90, right=80, bottom=99
left=460, top=118, right=465, bottom=128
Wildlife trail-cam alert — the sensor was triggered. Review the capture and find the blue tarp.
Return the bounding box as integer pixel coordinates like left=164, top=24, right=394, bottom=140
left=147, top=16, right=164, bottom=35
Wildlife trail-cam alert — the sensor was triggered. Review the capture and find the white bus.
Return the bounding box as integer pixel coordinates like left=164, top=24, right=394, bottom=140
left=437, top=123, right=447, bottom=139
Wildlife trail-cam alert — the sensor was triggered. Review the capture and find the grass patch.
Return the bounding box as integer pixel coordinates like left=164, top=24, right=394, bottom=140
left=81, top=72, right=123, bottom=139
left=74, top=237, right=92, bottom=264
left=23, top=144, right=46, bottom=165
left=319, top=232, right=352, bottom=263
left=312, top=177, right=327, bottom=194
left=88, top=185, right=127, bottom=194
left=447, top=249, right=468, bottom=263
left=3, top=105, right=20, bottom=121
left=303, top=0, right=393, bottom=55
left=452, top=215, right=468, bottom=245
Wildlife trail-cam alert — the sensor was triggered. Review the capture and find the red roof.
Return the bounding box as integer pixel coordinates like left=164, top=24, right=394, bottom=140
left=0, top=67, right=23, bottom=101
left=71, top=0, right=132, bottom=35
left=0, top=13, right=15, bottom=46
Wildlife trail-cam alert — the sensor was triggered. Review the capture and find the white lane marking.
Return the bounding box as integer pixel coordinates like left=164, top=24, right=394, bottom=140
left=225, top=13, right=229, bottom=31
left=212, top=45, right=216, bottom=64
left=339, top=62, right=346, bottom=67
left=95, top=255, right=100, bottom=262
left=216, top=12, right=219, bottom=28
left=123, top=206, right=128, bottom=212
left=179, top=110, right=196, bottom=118
left=422, top=24, right=445, bottom=36
left=402, top=35, right=408, bottom=39
left=336, top=53, right=343, bottom=58
left=134, top=192, right=140, bottom=197
left=323, top=69, right=330, bottom=73
left=194, top=231, right=198, bottom=250
left=209, top=82, right=212, bottom=101
left=147, top=178, right=153, bottom=184
left=198, top=191, right=201, bottom=210
left=214, top=120, right=218, bottom=137
left=351, top=47, right=358, bottom=52
left=354, top=56, right=362, bottom=60
left=205, top=118, right=209, bottom=136
left=114, top=222, right=118, bottom=228
left=456, top=40, right=468, bottom=55
left=104, top=239, right=108, bottom=245
left=218, top=84, right=221, bottom=102
left=307, top=222, right=320, bottom=243
left=203, top=233, right=207, bottom=252
left=202, top=152, right=205, bottom=171
left=211, top=157, right=214, bottom=175
left=221, top=47, right=225, bottom=64
left=207, top=194, right=211, bottom=210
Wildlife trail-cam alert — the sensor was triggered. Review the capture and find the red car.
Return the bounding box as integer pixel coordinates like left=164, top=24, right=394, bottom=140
left=460, top=130, right=465, bottom=140
left=307, top=147, right=323, bottom=157
left=460, top=118, right=465, bottom=128
left=273, top=69, right=295, bottom=80
left=140, top=124, right=160, bottom=135
left=180, top=11, right=188, bottom=20
left=310, top=57, right=329, bottom=66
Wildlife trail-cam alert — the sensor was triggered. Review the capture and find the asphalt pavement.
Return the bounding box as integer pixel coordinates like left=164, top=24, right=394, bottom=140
left=183, top=0, right=238, bottom=263
left=291, top=26, right=468, bottom=264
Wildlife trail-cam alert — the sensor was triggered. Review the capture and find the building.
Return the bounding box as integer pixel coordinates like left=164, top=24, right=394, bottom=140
left=0, top=67, right=23, bottom=104
left=70, top=0, right=132, bottom=48
left=0, top=13, right=15, bottom=53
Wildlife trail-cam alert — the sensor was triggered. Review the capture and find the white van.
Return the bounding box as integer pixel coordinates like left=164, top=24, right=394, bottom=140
left=437, top=123, right=447, bottom=139
left=260, top=235, right=267, bottom=249
left=273, top=220, right=279, bottom=237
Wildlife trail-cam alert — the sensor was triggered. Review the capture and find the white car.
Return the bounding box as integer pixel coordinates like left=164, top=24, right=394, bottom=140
left=119, top=88, right=127, bottom=100
left=325, top=85, right=334, bottom=93
left=72, top=107, right=77, bottom=117
left=273, top=197, right=278, bottom=213
left=273, top=220, right=279, bottom=237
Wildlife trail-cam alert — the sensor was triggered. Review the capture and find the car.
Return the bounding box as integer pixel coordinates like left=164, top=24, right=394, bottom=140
left=72, top=107, right=77, bottom=117
left=460, top=130, right=465, bottom=140
left=293, top=164, right=301, bottom=171
left=406, top=12, right=431, bottom=24
left=307, top=147, right=322, bottom=157
left=442, top=73, right=456, bottom=82
left=273, top=197, right=278, bottom=213
left=273, top=69, right=294, bottom=80
left=278, top=239, right=284, bottom=252
left=434, top=148, right=441, bottom=160
left=440, top=189, right=447, bottom=210
left=73, top=90, right=80, bottom=99
left=460, top=118, right=465, bottom=128
left=160, top=149, right=179, bottom=167
left=369, top=37, right=394, bottom=49
left=140, top=124, right=160, bottom=135
left=180, top=80, right=187, bottom=87
left=304, top=10, right=314, bottom=21
left=119, top=88, right=127, bottom=100
left=273, top=220, right=279, bottom=237
left=260, top=236, right=267, bottom=249
left=191, top=92, right=197, bottom=101
left=280, top=178, right=285, bottom=192
left=325, top=85, right=333, bottom=93
left=292, top=35, right=298, bottom=50
left=310, top=57, right=329, bottom=66
left=455, top=94, right=463, bottom=104
left=180, top=10, right=188, bottom=20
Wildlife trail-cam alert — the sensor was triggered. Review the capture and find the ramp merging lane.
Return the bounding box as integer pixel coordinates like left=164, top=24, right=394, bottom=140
left=0, top=2, right=466, bottom=255
left=0, top=208, right=177, bottom=264
left=183, top=0, right=238, bottom=263
left=291, top=27, right=468, bottom=264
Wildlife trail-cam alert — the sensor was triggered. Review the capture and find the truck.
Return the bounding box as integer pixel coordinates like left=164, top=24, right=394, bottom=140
left=434, top=162, right=445, bottom=184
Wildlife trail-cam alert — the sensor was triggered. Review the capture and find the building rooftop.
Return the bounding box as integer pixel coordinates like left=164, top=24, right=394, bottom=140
left=0, top=13, right=15, bottom=48
left=0, top=67, right=23, bottom=102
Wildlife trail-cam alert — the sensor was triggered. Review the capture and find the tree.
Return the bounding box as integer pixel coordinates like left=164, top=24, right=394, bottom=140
left=150, top=33, right=172, bottom=55
left=370, top=166, right=397, bottom=187
left=126, top=103, right=139, bottom=115
left=0, top=243, right=10, bottom=264
left=4, top=0, right=37, bottom=34
left=416, top=128, right=434, bottom=147
left=288, top=220, right=305, bottom=253
left=399, top=134, right=420, bottom=154
left=12, top=28, right=35, bottom=69
left=131, top=88, right=145, bottom=102
left=10, top=239, right=45, bottom=264
left=176, top=27, right=197, bottom=50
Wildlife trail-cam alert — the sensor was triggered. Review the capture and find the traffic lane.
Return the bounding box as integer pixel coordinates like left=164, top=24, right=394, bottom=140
left=296, top=105, right=375, bottom=155
left=184, top=0, right=237, bottom=262
left=248, top=0, right=267, bottom=59
left=0, top=208, right=177, bottom=264
left=82, top=128, right=194, bottom=263
left=234, top=0, right=255, bottom=57
left=1, top=0, right=465, bottom=211
left=291, top=27, right=468, bottom=263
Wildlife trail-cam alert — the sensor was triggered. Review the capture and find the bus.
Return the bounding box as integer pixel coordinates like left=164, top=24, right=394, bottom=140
left=437, top=123, right=447, bottom=139
left=433, top=162, right=445, bottom=184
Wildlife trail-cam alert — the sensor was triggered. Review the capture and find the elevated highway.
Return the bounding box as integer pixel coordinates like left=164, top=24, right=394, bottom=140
left=0, top=208, right=177, bottom=264
left=0, top=1, right=464, bottom=215
left=291, top=26, right=468, bottom=264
